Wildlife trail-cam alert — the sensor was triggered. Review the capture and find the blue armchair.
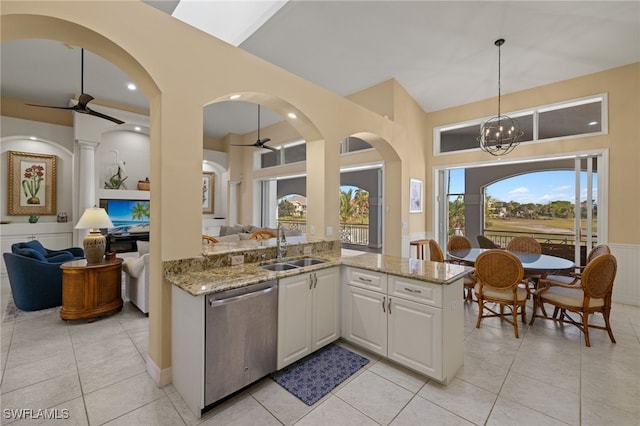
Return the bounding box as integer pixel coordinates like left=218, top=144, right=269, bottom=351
left=4, top=240, right=84, bottom=311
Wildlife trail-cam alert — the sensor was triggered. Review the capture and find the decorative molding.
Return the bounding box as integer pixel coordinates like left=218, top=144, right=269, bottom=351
left=610, top=243, right=640, bottom=307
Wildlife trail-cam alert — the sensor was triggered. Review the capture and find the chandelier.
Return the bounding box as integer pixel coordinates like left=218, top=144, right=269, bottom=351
left=478, top=38, right=524, bottom=156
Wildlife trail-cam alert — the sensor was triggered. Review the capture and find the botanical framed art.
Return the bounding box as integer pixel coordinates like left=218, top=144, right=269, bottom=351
left=409, top=178, right=423, bottom=213
left=7, top=151, right=57, bottom=215
left=202, top=172, right=215, bottom=214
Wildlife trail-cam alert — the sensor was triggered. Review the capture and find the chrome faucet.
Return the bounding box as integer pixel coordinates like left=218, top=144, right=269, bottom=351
left=276, top=222, right=287, bottom=259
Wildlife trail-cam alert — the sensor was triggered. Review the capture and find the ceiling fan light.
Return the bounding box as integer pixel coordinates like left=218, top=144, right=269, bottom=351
left=229, top=94, right=241, bottom=100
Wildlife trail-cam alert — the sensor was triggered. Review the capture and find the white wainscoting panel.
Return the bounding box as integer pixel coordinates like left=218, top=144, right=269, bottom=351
left=610, top=243, right=640, bottom=307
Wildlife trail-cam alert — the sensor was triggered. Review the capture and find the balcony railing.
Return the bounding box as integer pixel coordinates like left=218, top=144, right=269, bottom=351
left=480, top=229, right=597, bottom=265
left=278, top=220, right=370, bottom=246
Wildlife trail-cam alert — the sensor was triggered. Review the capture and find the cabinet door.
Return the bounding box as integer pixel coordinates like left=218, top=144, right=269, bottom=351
left=277, top=273, right=313, bottom=369
left=312, top=267, right=340, bottom=350
left=344, top=285, right=387, bottom=356
left=387, top=296, right=442, bottom=379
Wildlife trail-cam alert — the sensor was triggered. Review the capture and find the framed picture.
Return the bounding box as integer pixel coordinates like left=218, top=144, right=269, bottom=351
left=7, top=151, right=57, bottom=215
left=409, top=178, right=423, bottom=213
left=202, top=172, right=215, bottom=214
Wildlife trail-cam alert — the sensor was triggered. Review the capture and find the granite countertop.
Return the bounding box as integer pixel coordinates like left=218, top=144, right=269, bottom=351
left=166, top=251, right=472, bottom=297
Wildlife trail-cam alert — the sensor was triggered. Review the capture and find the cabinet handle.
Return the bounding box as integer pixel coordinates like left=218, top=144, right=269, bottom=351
left=358, top=277, right=372, bottom=282
left=404, top=287, right=421, bottom=294
left=388, top=298, right=392, bottom=314
left=382, top=296, right=386, bottom=313
left=313, top=273, right=318, bottom=288
left=309, top=275, right=313, bottom=290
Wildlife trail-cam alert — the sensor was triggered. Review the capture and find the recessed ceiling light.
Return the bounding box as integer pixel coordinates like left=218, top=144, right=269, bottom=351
left=287, top=112, right=297, bottom=119
left=588, top=121, right=598, bottom=126
left=127, top=83, right=137, bottom=91
left=229, top=94, right=241, bottom=100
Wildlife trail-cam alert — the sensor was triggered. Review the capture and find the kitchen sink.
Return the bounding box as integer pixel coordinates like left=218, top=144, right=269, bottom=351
left=285, top=258, right=327, bottom=267
left=259, top=263, right=300, bottom=271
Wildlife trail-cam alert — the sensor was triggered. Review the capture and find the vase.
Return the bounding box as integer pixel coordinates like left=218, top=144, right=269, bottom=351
left=28, top=215, right=39, bottom=223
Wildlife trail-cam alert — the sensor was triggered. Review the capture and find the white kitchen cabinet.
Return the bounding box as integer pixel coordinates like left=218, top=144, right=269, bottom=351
left=1, top=223, right=74, bottom=274
left=277, top=266, right=340, bottom=369
left=344, top=284, right=388, bottom=356
left=343, top=267, right=463, bottom=384
left=387, top=295, right=442, bottom=379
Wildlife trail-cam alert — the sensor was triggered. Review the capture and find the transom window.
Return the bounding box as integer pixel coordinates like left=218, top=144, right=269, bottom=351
left=435, top=95, right=606, bottom=155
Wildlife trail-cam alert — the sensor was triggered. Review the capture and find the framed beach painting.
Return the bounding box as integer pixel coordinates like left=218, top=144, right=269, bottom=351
left=7, top=151, right=57, bottom=215
left=409, top=178, right=423, bottom=213
left=202, top=172, right=215, bottom=214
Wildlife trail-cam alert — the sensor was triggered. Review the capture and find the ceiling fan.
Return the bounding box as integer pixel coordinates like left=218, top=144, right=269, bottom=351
left=231, top=104, right=276, bottom=151
left=26, top=48, right=125, bottom=125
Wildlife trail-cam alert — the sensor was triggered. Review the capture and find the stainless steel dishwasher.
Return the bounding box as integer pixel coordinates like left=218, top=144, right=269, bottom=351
left=204, top=280, right=278, bottom=407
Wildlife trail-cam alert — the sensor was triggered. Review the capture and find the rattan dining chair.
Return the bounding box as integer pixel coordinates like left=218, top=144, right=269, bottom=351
left=428, top=239, right=445, bottom=262
left=530, top=253, right=617, bottom=347
left=545, top=244, right=611, bottom=286
left=506, top=236, right=542, bottom=253
left=507, top=236, right=543, bottom=293
left=447, top=236, right=476, bottom=302
left=474, top=249, right=528, bottom=338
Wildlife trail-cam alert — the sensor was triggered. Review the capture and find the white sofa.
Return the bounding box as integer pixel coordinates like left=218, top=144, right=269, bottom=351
left=122, top=241, right=149, bottom=314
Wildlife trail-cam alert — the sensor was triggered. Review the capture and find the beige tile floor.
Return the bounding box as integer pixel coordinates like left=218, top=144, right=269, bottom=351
left=1, top=286, right=639, bottom=425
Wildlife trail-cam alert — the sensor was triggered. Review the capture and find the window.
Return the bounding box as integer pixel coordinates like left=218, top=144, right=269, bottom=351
left=258, top=139, right=306, bottom=169
left=340, top=137, right=373, bottom=154
left=434, top=95, right=606, bottom=155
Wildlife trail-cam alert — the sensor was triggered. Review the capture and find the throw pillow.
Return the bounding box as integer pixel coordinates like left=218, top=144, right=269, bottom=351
left=15, top=248, right=47, bottom=262
left=15, top=240, right=48, bottom=256
left=137, top=241, right=150, bottom=256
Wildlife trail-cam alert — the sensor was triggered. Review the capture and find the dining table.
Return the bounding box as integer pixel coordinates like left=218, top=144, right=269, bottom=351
left=448, top=248, right=576, bottom=275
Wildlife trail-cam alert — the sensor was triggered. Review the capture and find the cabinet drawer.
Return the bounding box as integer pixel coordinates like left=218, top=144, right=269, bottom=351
left=389, top=275, right=442, bottom=308
left=345, top=267, right=387, bottom=293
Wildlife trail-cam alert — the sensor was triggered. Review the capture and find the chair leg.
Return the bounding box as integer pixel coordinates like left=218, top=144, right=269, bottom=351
left=603, top=309, right=617, bottom=344
left=476, top=299, right=484, bottom=329
left=521, top=303, right=527, bottom=324
left=582, top=312, right=591, bottom=347
left=529, top=298, right=538, bottom=325
left=552, top=307, right=560, bottom=319
left=512, top=304, right=520, bottom=338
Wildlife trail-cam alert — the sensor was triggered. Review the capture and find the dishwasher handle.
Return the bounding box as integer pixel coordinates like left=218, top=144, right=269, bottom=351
left=208, top=284, right=275, bottom=308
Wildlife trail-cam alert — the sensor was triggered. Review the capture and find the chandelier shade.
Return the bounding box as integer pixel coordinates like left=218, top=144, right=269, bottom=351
left=478, top=38, right=524, bottom=156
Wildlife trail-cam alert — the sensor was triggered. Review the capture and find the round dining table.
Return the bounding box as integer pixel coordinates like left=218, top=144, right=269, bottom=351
left=448, top=248, right=575, bottom=274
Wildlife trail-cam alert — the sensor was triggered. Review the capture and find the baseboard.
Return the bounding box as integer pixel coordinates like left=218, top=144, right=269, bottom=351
left=146, top=356, right=172, bottom=387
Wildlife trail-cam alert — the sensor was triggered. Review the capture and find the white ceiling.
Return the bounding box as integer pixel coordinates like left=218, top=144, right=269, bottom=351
left=1, top=1, right=638, bottom=139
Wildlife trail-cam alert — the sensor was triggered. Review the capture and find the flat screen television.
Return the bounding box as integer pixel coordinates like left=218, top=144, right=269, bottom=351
left=99, top=199, right=150, bottom=234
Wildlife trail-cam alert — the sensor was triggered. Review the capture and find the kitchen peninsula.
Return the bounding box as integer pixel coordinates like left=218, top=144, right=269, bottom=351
left=166, top=240, right=471, bottom=417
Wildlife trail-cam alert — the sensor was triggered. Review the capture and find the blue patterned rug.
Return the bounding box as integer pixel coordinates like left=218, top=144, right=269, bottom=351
left=271, top=343, right=369, bottom=405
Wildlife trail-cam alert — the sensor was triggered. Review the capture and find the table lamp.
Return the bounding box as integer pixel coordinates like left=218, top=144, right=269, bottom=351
left=75, top=206, right=114, bottom=263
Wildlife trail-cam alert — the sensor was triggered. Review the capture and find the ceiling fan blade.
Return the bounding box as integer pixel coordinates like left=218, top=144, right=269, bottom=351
left=231, top=143, right=261, bottom=147
left=25, top=103, right=75, bottom=111
left=85, top=108, right=125, bottom=125
left=262, top=145, right=278, bottom=152
left=257, top=138, right=271, bottom=145
left=78, top=93, right=95, bottom=108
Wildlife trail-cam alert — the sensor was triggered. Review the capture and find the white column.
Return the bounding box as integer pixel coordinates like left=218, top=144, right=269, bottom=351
left=76, top=140, right=99, bottom=246
left=228, top=181, right=240, bottom=225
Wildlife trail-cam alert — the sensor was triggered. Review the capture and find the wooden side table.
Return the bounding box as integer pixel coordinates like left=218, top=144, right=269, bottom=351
left=60, top=258, right=124, bottom=321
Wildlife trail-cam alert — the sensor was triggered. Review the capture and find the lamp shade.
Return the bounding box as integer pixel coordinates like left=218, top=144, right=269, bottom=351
left=75, top=207, right=113, bottom=230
